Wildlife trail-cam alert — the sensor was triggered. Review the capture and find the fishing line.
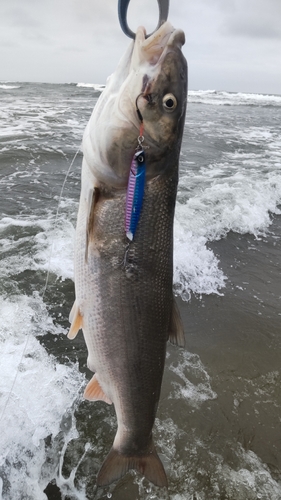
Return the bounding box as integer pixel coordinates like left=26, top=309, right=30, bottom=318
left=41, top=147, right=81, bottom=301
left=0, top=147, right=81, bottom=424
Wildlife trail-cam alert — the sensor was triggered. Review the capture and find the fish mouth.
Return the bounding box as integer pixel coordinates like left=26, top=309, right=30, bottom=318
left=130, top=21, right=185, bottom=70
left=82, top=21, right=186, bottom=189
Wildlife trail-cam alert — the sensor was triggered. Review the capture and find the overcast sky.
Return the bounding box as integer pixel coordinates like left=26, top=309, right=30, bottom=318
left=1, top=0, right=281, bottom=94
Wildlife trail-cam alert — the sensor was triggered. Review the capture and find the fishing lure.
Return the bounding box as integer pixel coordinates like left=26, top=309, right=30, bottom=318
left=125, top=148, right=146, bottom=241
left=125, top=93, right=147, bottom=242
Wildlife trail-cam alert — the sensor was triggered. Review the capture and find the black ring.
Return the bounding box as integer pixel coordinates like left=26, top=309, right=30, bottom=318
left=118, top=0, right=169, bottom=39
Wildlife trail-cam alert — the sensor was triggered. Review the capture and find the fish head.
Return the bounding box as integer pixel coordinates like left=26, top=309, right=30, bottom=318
left=83, top=21, right=187, bottom=188
left=131, top=24, right=188, bottom=178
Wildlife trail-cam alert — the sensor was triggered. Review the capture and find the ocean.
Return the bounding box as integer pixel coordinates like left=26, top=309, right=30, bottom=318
left=0, top=82, right=281, bottom=500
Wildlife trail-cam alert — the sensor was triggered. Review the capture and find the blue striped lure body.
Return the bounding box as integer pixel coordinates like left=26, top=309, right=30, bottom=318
left=125, top=149, right=146, bottom=241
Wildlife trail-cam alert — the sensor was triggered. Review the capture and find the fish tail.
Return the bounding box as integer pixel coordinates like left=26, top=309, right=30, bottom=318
left=96, top=445, right=168, bottom=488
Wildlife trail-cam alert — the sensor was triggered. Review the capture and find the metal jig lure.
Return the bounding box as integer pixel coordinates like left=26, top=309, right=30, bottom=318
left=125, top=147, right=146, bottom=241
left=125, top=93, right=147, bottom=242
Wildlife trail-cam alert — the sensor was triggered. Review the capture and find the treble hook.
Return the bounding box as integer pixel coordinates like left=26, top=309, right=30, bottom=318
left=118, top=0, right=169, bottom=39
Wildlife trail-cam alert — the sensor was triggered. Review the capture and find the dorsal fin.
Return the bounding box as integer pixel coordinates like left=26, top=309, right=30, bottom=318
left=168, top=298, right=185, bottom=347
left=84, top=374, right=112, bottom=405
left=68, top=302, right=83, bottom=339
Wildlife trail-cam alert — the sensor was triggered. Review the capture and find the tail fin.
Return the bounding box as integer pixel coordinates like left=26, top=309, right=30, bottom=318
left=96, top=446, right=168, bottom=488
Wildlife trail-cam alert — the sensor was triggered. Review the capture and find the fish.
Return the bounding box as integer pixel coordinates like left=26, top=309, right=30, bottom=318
left=68, top=21, right=187, bottom=488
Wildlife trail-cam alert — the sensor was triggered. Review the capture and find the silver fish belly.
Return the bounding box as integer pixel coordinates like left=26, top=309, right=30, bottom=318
left=68, top=21, right=187, bottom=488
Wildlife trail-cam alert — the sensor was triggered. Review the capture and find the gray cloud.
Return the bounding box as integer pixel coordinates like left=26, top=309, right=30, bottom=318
left=218, top=0, right=281, bottom=39
left=4, top=8, right=39, bottom=28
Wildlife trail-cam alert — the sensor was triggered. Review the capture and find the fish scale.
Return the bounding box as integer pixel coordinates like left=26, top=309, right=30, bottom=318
left=78, top=170, right=177, bottom=426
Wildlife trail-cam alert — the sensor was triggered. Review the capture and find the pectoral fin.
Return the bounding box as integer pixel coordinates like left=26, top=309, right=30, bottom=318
left=68, top=302, right=83, bottom=339
left=168, top=298, right=185, bottom=347
left=85, top=186, right=100, bottom=261
left=84, top=374, right=112, bottom=405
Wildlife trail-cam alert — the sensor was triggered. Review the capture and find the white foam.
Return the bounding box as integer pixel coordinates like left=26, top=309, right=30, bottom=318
left=151, top=419, right=281, bottom=500
left=0, top=94, right=85, bottom=148
left=0, top=84, right=21, bottom=90
left=0, top=294, right=85, bottom=499
left=173, top=119, right=281, bottom=299
left=216, top=446, right=281, bottom=500
left=76, top=83, right=105, bottom=92
left=34, top=217, right=75, bottom=281
left=176, top=164, right=281, bottom=242
left=0, top=216, right=46, bottom=230
left=173, top=222, right=226, bottom=300
left=0, top=213, right=76, bottom=282
left=188, top=90, right=281, bottom=106
left=169, top=351, right=217, bottom=405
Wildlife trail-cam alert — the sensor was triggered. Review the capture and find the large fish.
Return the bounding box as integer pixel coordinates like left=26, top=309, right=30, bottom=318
left=68, top=21, right=187, bottom=487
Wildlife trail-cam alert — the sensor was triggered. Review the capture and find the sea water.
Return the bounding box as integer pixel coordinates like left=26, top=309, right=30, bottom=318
left=0, top=82, right=280, bottom=499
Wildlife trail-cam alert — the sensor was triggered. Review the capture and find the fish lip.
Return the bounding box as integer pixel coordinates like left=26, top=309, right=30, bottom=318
left=142, top=22, right=185, bottom=51
left=130, top=22, right=185, bottom=70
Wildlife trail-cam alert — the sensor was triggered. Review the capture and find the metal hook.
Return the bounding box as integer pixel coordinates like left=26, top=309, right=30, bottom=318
left=120, top=241, right=131, bottom=267
left=118, top=0, right=169, bottom=39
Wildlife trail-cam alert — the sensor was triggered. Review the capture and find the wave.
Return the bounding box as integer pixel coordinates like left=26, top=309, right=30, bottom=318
left=1, top=81, right=281, bottom=304
left=189, top=90, right=281, bottom=107
left=177, top=172, right=281, bottom=242
left=0, top=293, right=85, bottom=499
left=76, top=83, right=105, bottom=92
left=0, top=84, right=21, bottom=90
left=0, top=214, right=75, bottom=282
left=174, top=153, right=281, bottom=299
left=2, top=154, right=281, bottom=302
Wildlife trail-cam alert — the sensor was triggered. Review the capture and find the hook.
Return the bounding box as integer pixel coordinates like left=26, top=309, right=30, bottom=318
left=118, top=0, right=169, bottom=39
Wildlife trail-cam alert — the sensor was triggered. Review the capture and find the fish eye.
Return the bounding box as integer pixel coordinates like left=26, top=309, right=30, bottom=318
left=162, top=93, right=177, bottom=112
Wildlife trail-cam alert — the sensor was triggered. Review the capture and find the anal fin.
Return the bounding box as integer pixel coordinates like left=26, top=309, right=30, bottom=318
left=168, top=298, right=185, bottom=347
left=68, top=302, right=83, bottom=339
left=84, top=374, right=112, bottom=405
